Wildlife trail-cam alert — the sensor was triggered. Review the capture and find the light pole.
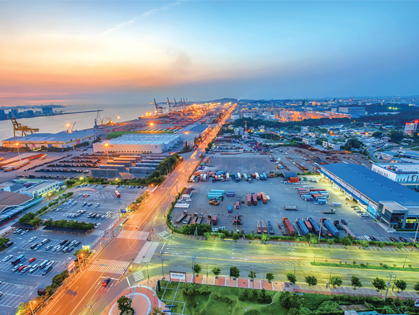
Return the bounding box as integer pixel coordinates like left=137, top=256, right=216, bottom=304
left=29, top=301, right=36, bottom=315
left=252, top=265, right=255, bottom=290
left=313, top=248, right=317, bottom=263
left=391, top=274, right=397, bottom=292
left=15, top=142, right=21, bottom=161
left=192, top=255, right=195, bottom=284
left=104, top=142, right=109, bottom=161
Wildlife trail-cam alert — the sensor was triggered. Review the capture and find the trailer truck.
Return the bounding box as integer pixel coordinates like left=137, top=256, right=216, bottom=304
left=175, top=210, right=187, bottom=224
left=283, top=218, right=295, bottom=236
left=261, top=192, right=267, bottom=204
left=251, top=193, right=257, bottom=206
left=247, top=193, right=252, bottom=206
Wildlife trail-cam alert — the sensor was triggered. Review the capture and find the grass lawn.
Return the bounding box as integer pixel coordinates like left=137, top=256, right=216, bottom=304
left=167, top=281, right=181, bottom=289
left=162, top=288, right=177, bottom=301
left=157, top=281, right=288, bottom=315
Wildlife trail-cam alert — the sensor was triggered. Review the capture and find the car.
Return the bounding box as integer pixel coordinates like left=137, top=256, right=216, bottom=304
left=87, top=203, right=93, bottom=207
left=389, top=237, right=397, bottom=242
left=63, top=247, right=69, bottom=253
left=46, top=245, right=53, bottom=251
left=414, top=299, right=419, bottom=309
left=2, top=255, right=13, bottom=262
left=399, top=237, right=408, bottom=242
left=95, top=203, right=100, bottom=207
left=209, top=199, right=220, bottom=206
left=60, top=240, right=68, bottom=246
left=29, top=264, right=39, bottom=273
left=370, top=236, right=377, bottom=241
left=18, top=265, right=26, bottom=272
left=364, top=236, right=371, bottom=241
left=340, top=219, right=347, bottom=225
left=74, top=241, right=81, bottom=247
left=21, top=266, right=30, bottom=273
left=5, top=241, right=14, bottom=248
left=12, top=264, right=23, bottom=272
left=102, top=278, right=111, bottom=287
left=68, top=247, right=74, bottom=252
left=29, top=257, right=37, bottom=263
left=29, top=237, right=37, bottom=243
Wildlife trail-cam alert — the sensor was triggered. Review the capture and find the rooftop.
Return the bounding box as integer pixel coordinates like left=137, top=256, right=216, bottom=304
left=3, top=130, right=95, bottom=142
left=105, top=133, right=180, bottom=145
left=0, top=191, right=33, bottom=213
left=321, top=163, right=419, bottom=206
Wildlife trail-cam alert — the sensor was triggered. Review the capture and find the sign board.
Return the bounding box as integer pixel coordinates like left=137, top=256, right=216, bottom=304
left=121, top=209, right=126, bottom=213
left=67, top=260, right=75, bottom=274
left=169, top=271, right=186, bottom=281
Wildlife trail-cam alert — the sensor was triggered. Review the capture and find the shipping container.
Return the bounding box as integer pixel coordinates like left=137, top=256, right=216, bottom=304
left=332, top=202, right=342, bottom=207
left=251, top=193, right=257, bottom=206
left=283, top=218, right=295, bottom=236
left=304, top=220, right=313, bottom=232
left=308, top=218, right=320, bottom=235
left=297, top=220, right=309, bottom=235
left=247, top=193, right=252, bottom=206
left=256, top=192, right=261, bottom=200
left=323, top=220, right=339, bottom=237
left=261, top=192, right=267, bottom=204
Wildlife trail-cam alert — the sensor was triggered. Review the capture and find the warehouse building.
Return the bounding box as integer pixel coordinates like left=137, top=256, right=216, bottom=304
left=320, top=163, right=419, bottom=230
left=0, top=179, right=62, bottom=198
left=2, top=130, right=97, bottom=150
left=93, top=134, right=181, bottom=154
left=372, top=163, right=419, bottom=187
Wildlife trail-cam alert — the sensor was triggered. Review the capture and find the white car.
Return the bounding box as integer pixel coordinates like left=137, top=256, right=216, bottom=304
left=364, top=235, right=372, bottom=241
left=29, top=237, right=37, bottom=243
left=2, top=255, right=13, bottom=262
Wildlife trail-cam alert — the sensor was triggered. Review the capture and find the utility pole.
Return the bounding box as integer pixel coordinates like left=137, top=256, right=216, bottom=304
left=192, top=255, right=195, bottom=284
left=392, top=274, right=397, bottom=292
left=384, top=272, right=394, bottom=300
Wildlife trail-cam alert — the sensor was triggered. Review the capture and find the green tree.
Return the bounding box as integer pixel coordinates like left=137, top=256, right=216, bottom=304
left=219, top=233, right=226, bottom=240
left=212, top=267, right=221, bottom=277
left=395, top=243, right=404, bottom=250
left=330, top=276, right=343, bottom=288
left=248, top=270, right=256, bottom=281
left=117, top=296, right=132, bottom=313
left=341, top=236, right=353, bottom=246
left=389, top=130, right=403, bottom=143
left=232, top=233, right=240, bottom=241
left=0, top=237, right=10, bottom=248
left=372, top=277, right=386, bottom=292
left=261, top=234, right=270, bottom=243
left=266, top=272, right=274, bottom=283
left=150, top=306, right=165, bottom=315
left=377, top=242, right=385, bottom=248
left=305, top=276, right=317, bottom=286
left=203, top=232, right=210, bottom=240
left=351, top=275, right=362, bottom=289
left=193, top=263, right=202, bottom=276
left=286, top=272, right=297, bottom=284
left=395, top=279, right=407, bottom=292
left=413, top=282, right=419, bottom=292
left=360, top=240, right=369, bottom=249
left=372, top=131, right=382, bottom=138
left=327, top=239, right=335, bottom=247
left=230, top=266, right=240, bottom=278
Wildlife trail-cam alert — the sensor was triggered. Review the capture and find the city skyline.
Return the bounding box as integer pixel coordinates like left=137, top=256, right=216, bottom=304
left=1, top=1, right=418, bottom=106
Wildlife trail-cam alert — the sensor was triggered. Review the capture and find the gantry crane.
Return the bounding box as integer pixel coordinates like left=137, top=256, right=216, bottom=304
left=66, top=122, right=76, bottom=133
left=166, top=97, right=174, bottom=113
left=11, top=118, right=39, bottom=137
left=154, top=99, right=165, bottom=116
left=173, top=98, right=180, bottom=112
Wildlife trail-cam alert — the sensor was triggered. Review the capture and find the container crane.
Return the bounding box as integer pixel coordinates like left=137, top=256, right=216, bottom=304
left=10, top=118, right=39, bottom=137
left=166, top=97, right=174, bottom=113
left=173, top=98, right=180, bottom=112
left=154, top=98, right=165, bottom=116
left=66, top=122, right=76, bottom=133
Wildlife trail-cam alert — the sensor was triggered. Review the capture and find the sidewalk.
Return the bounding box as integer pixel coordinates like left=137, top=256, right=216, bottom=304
left=101, top=274, right=419, bottom=315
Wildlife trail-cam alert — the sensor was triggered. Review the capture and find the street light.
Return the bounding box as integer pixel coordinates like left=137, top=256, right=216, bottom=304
left=15, top=142, right=21, bottom=161
left=29, top=300, right=36, bottom=315
left=104, top=142, right=109, bottom=161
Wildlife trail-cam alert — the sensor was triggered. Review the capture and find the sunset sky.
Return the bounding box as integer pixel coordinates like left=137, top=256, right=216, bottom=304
left=1, top=1, right=419, bottom=105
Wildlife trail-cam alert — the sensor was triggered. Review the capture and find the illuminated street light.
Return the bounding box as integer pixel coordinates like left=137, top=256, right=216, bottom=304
left=104, top=142, right=109, bottom=160
left=15, top=142, right=21, bottom=161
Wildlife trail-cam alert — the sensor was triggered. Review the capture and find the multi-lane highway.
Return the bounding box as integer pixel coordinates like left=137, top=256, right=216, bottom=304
left=39, top=106, right=234, bottom=315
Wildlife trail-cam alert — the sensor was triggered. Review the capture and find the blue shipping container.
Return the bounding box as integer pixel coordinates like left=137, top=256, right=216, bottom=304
left=297, top=220, right=309, bottom=235
left=308, top=218, right=320, bottom=235
left=323, top=220, right=339, bottom=237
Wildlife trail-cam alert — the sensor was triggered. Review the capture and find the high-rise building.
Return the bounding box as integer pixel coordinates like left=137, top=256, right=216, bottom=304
left=404, top=121, right=418, bottom=135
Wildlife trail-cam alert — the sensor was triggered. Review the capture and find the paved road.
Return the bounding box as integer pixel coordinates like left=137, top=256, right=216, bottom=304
left=39, top=106, right=234, bottom=315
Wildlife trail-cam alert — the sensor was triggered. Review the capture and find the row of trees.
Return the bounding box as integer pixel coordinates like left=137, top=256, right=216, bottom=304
left=192, top=263, right=419, bottom=294
left=43, top=219, right=95, bottom=230
left=19, top=212, right=42, bottom=226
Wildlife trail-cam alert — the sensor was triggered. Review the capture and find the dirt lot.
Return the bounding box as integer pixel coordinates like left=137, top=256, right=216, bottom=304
left=173, top=160, right=391, bottom=240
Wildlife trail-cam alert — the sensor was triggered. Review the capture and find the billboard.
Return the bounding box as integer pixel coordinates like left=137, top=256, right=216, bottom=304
left=169, top=271, right=186, bottom=281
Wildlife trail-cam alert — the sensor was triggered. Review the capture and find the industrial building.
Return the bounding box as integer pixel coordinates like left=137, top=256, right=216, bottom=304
left=404, top=121, right=419, bottom=135
left=372, top=163, right=419, bottom=187
left=0, top=191, right=42, bottom=224
left=93, top=134, right=181, bottom=154
left=0, top=179, right=63, bottom=198
left=2, top=130, right=97, bottom=150
left=320, top=163, right=419, bottom=230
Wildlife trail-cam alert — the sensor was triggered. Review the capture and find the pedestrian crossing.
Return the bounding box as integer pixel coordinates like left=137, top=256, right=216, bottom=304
left=86, top=259, right=130, bottom=274
left=158, top=231, right=170, bottom=239
left=132, top=270, right=145, bottom=282
left=117, top=230, right=149, bottom=240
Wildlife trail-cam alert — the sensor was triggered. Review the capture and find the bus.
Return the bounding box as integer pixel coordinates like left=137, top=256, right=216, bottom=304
left=11, top=255, right=25, bottom=265
left=114, top=190, right=121, bottom=198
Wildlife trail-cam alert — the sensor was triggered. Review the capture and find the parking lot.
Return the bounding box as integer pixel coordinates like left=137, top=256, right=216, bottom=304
left=0, top=184, right=143, bottom=313
left=173, top=154, right=412, bottom=241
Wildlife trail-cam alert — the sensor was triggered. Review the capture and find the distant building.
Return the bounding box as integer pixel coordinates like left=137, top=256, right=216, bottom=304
left=322, top=140, right=342, bottom=150
left=230, top=114, right=240, bottom=121
left=42, top=107, right=53, bottom=115
left=404, top=121, right=418, bottom=135
left=337, top=106, right=367, bottom=117
left=372, top=163, right=419, bottom=186
left=0, top=179, right=62, bottom=198
left=302, top=138, right=316, bottom=145
left=234, top=127, right=244, bottom=136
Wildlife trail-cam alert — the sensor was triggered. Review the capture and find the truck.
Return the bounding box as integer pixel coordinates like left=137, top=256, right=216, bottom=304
left=183, top=214, right=192, bottom=225
left=251, top=173, right=256, bottom=179
left=226, top=191, right=235, bottom=197
left=304, top=220, right=313, bottom=232
left=283, top=218, right=295, bottom=236
left=278, top=222, right=288, bottom=236
left=114, top=190, right=121, bottom=198
left=247, top=193, right=252, bottom=206
left=262, top=220, right=267, bottom=234
left=284, top=206, right=298, bottom=211
left=255, top=173, right=260, bottom=180
left=190, top=213, right=198, bottom=225
left=243, top=173, right=247, bottom=180
left=196, top=216, right=203, bottom=224
left=206, top=215, right=212, bottom=225
left=252, top=193, right=257, bottom=205
left=322, top=209, right=336, bottom=214
left=296, top=219, right=309, bottom=235
left=235, top=201, right=240, bottom=209
left=228, top=206, right=233, bottom=213
left=261, top=192, right=267, bottom=204
left=323, top=219, right=339, bottom=237
left=237, top=173, right=241, bottom=181
left=175, top=210, right=188, bottom=224
left=331, top=202, right=342, bottom=207
left=257, top=220, right=261, bottom=234
left=235, top=173, right=240, bottom=182
left=233, top=215, right=242, bottom=225
left=212, top=215, right=217, bottom=225
left=267, top=220, right=274, bottom=235
left=262, top=173, right=267, bottom=180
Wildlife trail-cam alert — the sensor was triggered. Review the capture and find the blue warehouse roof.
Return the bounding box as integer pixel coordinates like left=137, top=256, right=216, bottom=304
left=321, top=163, right=419, bottom=205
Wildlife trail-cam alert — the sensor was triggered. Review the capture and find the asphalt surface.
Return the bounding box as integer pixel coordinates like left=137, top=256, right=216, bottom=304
left=38, top=105, right=236, bottom=315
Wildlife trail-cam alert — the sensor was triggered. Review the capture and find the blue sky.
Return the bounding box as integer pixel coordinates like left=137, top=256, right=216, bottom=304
left=0, top=1, right=418, bottom=105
